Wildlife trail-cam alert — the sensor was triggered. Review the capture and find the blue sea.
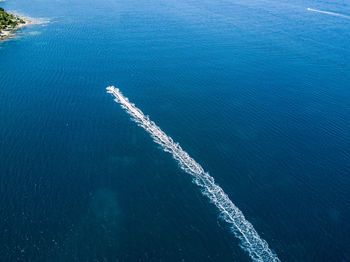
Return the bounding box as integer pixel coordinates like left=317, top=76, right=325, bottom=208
left=1, top=0, right=350, bottom=261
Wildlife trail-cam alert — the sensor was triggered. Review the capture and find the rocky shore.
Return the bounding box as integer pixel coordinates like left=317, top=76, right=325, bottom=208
left=0, top=7, right=30, bottom=40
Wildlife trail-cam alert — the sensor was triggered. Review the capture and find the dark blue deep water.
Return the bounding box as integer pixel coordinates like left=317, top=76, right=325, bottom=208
left=1, top=0, right=350, bottom=261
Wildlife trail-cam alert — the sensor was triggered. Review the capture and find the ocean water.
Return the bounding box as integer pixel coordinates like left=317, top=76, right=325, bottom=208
left=1, top=0, right=350, bottom=261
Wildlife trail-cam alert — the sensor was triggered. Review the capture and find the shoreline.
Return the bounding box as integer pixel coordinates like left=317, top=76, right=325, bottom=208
left=0, top=16, right=31, bottom=41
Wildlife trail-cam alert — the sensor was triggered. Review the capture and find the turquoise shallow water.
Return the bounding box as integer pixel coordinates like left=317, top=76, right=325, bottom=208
left=1, top=0, right=350, bottom=261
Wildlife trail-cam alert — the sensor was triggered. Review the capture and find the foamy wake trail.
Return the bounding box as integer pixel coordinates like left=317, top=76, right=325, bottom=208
left=107, top=86, right=280, bottom=262
left=307, top=8, right=350, bottom=19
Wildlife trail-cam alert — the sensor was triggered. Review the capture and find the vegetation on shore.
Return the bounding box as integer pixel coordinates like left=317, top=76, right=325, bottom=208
left=0, top=7, right=28, bottom=40
left=0, top=7, right=25, bottom=30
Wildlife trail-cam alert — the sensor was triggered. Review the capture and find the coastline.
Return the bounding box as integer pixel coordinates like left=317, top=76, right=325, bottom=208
left=0, top=13, right=33, bottom=41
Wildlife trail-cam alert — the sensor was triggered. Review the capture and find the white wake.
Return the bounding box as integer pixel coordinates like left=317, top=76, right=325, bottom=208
left=107, top=86, right=280, bottom=262
left=307, top=8, right=350, bottom=19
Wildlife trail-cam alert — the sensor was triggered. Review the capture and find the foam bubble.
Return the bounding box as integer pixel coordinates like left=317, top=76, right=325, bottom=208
left=107, top=86, right=280, bottom=261
left=307, top=8, right=350, bottom=19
